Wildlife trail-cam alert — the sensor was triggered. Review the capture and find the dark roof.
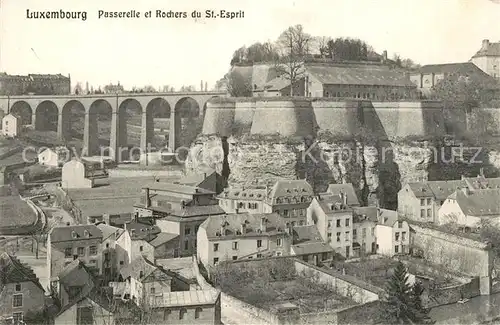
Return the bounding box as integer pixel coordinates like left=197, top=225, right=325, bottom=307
left=315, top=194, right=353, bottom=215
left=148, top=232, right=178, bottom=247
left=120, top=256, right=188, bottom=283
left=176, top=170, right=217, bottom=187
left=407, top=180, right=464, bottom=200
left=306, top=64, right=415, bottom=87
left=292, top=242, right=335, bottom=255
left=326, top=183, right=360, bottom=206
left=352, top=206, right=379, bottom=223
left=124, top=220, right=161, bottom=241
left=149, top=289, right=220, bottom=307
left=268, top=180, right=314, bottom=205
left=416, top=62, right=495, bottom=81
left=292, top=225, right=323, bottom=244
left=57, top=287, right=115, bottom=316
left=472, top=41, right=500, bottom=58
left=200, top=212, right=287, bottom=238
left=96, top=223, right=124, bottom=241
left=58, top=259, right=95, bottom=288
left=0, top=252, right=44, bottom=291
left=450, top=188, right=500, bottom=217
left=218, top=187, right=267, bottom=200
left=50, top=224, right=102, bottom=242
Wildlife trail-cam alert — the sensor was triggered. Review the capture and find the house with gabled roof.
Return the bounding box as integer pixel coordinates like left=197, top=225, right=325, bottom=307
left=118, top=255, right=190, bottom=305
left=470, top=39, right=500, bottom=81
left=175, top=169, right=226, bottom=195
left=53, top=260, right=96, bottom=310
left=197, top=212, right=290, bottom=267
left=0, top=253, right=46, bottom=324
left=374, top=209, right=410, bottom=257
left=290, top=225, right=336, bottom=265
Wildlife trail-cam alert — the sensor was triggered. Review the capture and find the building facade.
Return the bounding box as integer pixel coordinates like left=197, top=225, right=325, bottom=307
left=470, top=39, right=500, bottom=81
left=197, top=212, right=290, bottom=267
left=1, top=114, right=21, bottom=137
left=0, top=73, right=70, bottom=95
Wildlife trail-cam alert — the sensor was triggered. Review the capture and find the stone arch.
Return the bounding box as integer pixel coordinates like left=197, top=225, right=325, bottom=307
left=10, top=101, right=33, bottom=125
left=174, top=97, right=200, bottom=118
left=117, top=99, right=143, bottom=159
left=35, top=100, right=59, bottom=131
left=145, top=98, right=172, bottom=148
left=87, top=99, right=113, bottom=156
left=61, top=100, right=86, bottom=141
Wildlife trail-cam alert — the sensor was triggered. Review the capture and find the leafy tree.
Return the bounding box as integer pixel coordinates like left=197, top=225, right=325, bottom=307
left=324, top=37, right=370, bottom=61
left=226, top=70, right=252, bottom=97
left=73, top=82, right=83, bottom=95
left=382, top=262, right=434, bottom=324
left=230, top=42, right=279, bottom=65
left=274, top=24, right=312, bottom=96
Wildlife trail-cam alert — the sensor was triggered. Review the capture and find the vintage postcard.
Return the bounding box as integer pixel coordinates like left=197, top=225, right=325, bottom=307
left=1, top=0, right=500, bottom=324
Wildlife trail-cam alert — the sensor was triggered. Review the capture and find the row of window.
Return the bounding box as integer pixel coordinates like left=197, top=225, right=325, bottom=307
left=162, top=307, right=204, bottom=320
left=329, top=227, right=377, bottom=242
left=420, top=208, right=432, bottom=218
left=213, top=238, right=282, bottom=252
left=64, top=245, right=98, bottom=258
left=394, top=231, right=407, bottom=242
left=281, top=209, right=306, bottom=218
left=184, top=225, right=200, bottom=236
left=420, top=198, right=432, bottom=206
left=394, top=244, right=408, bottom=254
left=327, top=218, right=351, bottom=229
left=324, top=91, right=410, bottom=100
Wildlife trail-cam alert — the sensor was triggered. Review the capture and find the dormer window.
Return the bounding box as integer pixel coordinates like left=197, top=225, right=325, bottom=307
left=71, top=231, right=78, bottom=239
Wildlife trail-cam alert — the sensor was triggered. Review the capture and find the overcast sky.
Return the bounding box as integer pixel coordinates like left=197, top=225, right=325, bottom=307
left=1, top=0, right=500, bottom=91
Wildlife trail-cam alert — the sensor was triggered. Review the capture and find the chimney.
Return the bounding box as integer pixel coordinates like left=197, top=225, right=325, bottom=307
left=240, top=222, right=246, bottom=234
left=382, top=50, right=388, bottom=62
left=145, top=188, right=151, bottom=208
left=482, top=39, right=490, bottom=51
left=260, top=217, right=267, bottom=232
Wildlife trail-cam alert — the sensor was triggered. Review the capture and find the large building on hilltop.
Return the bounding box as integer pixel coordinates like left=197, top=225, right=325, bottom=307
left=0, top=72, right=70, bottom=95
left=470, top=39, right=500, bottom=81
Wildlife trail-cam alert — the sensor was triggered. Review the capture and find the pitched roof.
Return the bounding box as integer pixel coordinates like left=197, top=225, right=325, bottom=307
left=50, top=224, right=102, bottom=242
left=326, top=183, right=360, bottom=206
left=218, top=187, right=267, bottom=201
left=124, top=219, right=161, bottom=241
left=292, top=225, right=323, bottom=244
left=200, top=212, right=287, bottom=238
left=352, top=206, right=379, bottom=223
left=292, top=242, right=335, bottom=255
left=176, top=170, right=217, bottom=187
left=148, top=232, right=179, bottom=247
left=0, top=253, right=44, bottom=291
left=259, top=76, right=305, bottom=91
left=268, top=180, right=314, bottom=204
left=57, top=287, right=115, bottom=316
left=376, top=209, right=399, bottom=226
left=418, top=62, right=487, bottom=75
left=96, top=223, right=124, bottom=241
left=450, top=188, right=500, bottom=217
left=472, top=41, right=500, bottom=58
left=315, top=194, right=353, bottom=215
left=407, top=180, right=463, bottom=200
left=119, top=255, right=158, bottom=280
left=306, top=64, right=415, bottom=87
left=149, top=289, right=220, bottom=307
left=143, top=183, right=214, bottom=195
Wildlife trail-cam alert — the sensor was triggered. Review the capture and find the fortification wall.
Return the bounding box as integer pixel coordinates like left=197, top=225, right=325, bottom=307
left=202, top=98, right=445, bottom=139
left=250, top=100, right=316, bottom=136
left=410, top=224, right=494, bottom=295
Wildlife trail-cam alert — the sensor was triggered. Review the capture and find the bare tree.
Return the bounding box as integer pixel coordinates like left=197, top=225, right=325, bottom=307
left=73, top=82, right=83, bottom=95
left=314, top=36, right=332, bottom=57
left=274, top=24, right=312, bottom=96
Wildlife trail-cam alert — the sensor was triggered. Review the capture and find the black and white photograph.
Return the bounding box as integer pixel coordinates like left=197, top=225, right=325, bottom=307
left=1, top=0, right=500, bottom=324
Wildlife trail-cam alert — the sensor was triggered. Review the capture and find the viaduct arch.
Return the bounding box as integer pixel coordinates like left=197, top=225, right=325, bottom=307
left=0, top=92, right=225, bottom=162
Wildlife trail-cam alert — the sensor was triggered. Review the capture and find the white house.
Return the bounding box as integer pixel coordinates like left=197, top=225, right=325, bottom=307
left=1, top=114, right=21, bottom=137
left=61, top=159, right=94, bottom=189
left=375, top=210, right=410, bottom=257
left=438, top=188, right=500, bottom=228
left=38, top=147, right=71, bottom=167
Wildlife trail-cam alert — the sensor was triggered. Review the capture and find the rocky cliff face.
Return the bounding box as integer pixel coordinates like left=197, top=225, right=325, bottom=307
left=185, top=135, right=440, bottom=208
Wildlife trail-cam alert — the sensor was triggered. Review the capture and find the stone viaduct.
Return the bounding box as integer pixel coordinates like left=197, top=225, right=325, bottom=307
left=0, top=92, right=225, bottom=160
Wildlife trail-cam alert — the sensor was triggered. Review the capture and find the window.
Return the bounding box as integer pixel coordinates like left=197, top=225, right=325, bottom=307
left=195, top=307, right=202, bottom=319
left=395, top=245, right=399, bottom=253
left=336, top=219, right=341, bottom=227
left=13, top=294, right=22, bottom=307
left=402, top=245, right=407, bottom=254
left=395, top=232, right=400, bottom=241
left=427, top=198, right=431, bottom=205
left=336, top=232, right=341, bottom=242
left=120, top=261, right=124, bottom=265
left=150, top=287, right=155, bottom=294
left=327, top=221, right=332, bottom=228
left=106, top=243, right=109, bottom=248
left=402, top=232, right=407, bottom=241
left=232, top=256, right=238, bottom=260
left=257, top=240, right=262, bottom=248
left=139, top=271, right=144, bottom=278
left=420, top=209, right=425, bottom=218
left=362, top=228, right=366, bottom=238
left=277, top=238, right=283, bottom=247
left=345, top=231, right=350, bottom=241
left=213, top=258, right=219, bottom=265
left=15, top=284, right=21, bottom=292
left=184, top=240, right=189, bottom=250
left=257, top=254, right=262, bottom=258
left=184, top=227, right=191, bottom=235
left=283, top=209, right=289, bottom=217
left=179, top=308, right=187, bottom=320
left=345, top=246, right=350, bottom=258
left=64, top=248, right=72, bottom=258
left=427, top=209, right=431, bottom=217
left=371, top=227, right=375, bottom=236
left=213, top=243, right=219, bottom=252
left=276, top=252, right=282, bottom=256
left=139, top=246, right=144, bottom=252
left=163, top=309, right=171, bottom=320
left=353, top=229, right=357, bottom=240
left=420, top=199, right=425, bottom=206
left=362, top=242, right=366, bottom=251
left=12, top=313, right=23, bottom=324
left=345, top=219, right=350, bottom=227
left=89, top=259, right=96, bottom=264
left=89, top=246, right=97, bottom=255
left=327, top=232, right=332, bottom=238
left=232, top=241, right=238, bottom=250
left=77, top=247, right=84, bottom=256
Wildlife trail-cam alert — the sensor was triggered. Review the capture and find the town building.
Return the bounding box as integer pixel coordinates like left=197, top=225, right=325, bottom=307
left=264, top=179, right=315, bottom=226
left=325, top=183, right=361, bottom=207
left=1, top=114, right=21, bottom=137
left=197, top=212, right=290, bottom=267
left=470, top=39, right=500, bottom=81
left=134, top=183, right=225, bottom=257
left=103, top=82, right=125, bottom=94
left=351, top=206, right=378, bottom=257
left=0, top=73, right=70, bottom=95
left=307, top=192, right=354, bottom=258
left=0, top=253, right=46, bottom=324
left=253, top=60, right=418, bottom=100
left=218, top=187, right=268, bottom=214
left=175, top=170, right=226, bottom=195
left=61, top=159, right=97, bottom=189
left=54, top=288, right=116, bottom=325
left=96, top=223, right=125, bottom=283
left=118, top=255, right=191, bottom=305
left=47, top=224, right=104, bottom=285
left=409, top=62, right=497, bottom=98
left=290, top=225, right=336, bottom=265
left=38, top=147, right=71, bottom=167
left=148, top=289, right=222, bottom=324
left=438, top=188, right=500, bottom=228
left=375, top=210, right=410, bottom=257
left=53, top=260, right=96, bottom=309
left=397, top=173, right=500, bottom=223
